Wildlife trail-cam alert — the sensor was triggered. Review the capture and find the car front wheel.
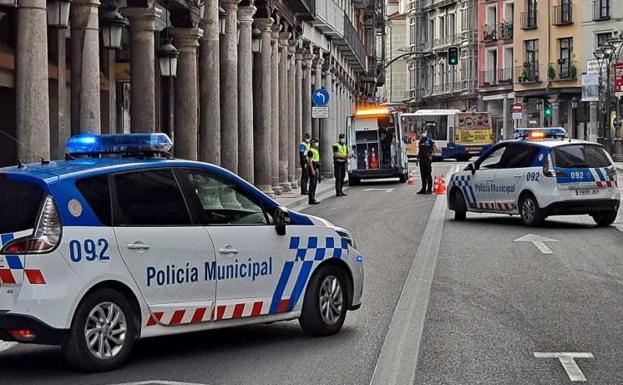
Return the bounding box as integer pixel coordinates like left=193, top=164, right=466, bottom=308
left=519, top=194, right=545, bottom=226
left=63, top=288, right=137, bottom=372
left=591, top=211, right=617, bottom=227
left=299, top=265, right=348, bottom=336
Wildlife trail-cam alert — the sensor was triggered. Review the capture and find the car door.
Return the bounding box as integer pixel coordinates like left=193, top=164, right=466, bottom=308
left=112, top=168, right=217, bottom=327
left=492, top=143, right=542, bottom=212
left=177, top=168, right=341, bottom=322
left=472, top=144, right=508, bottom=210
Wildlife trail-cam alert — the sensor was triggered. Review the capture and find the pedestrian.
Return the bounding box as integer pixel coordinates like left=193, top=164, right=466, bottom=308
left=307, top=138, right=321, bottom=204
left=299, top=133, right=311, bottom=195
left=333, top=133, right=349, bottom=197
left=417, top=130, right=437, bottom=194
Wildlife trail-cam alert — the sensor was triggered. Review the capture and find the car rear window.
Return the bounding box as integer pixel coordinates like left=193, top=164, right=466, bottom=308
left=0, top=178, right=44, bottom=234
left=553, top=144, right=612, bottom=168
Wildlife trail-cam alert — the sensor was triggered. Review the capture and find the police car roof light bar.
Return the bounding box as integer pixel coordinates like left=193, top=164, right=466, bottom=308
left=66, top=133, right=173, bottom=156
left=513, top=127, right=566, bottom=140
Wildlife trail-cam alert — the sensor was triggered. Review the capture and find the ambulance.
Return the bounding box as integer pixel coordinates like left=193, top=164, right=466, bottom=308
left=0, top=134, right=364, bottom=371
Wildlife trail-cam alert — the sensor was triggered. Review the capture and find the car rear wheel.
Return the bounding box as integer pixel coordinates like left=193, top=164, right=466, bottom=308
left=299, top=265, right=348, bottom=336
left=63, top=288, right=137, bottom=372
left=453, top=189, right=467, bottom=221
left=519, top=194, right=545, bottom=226
left=591, top=211, right=617, bottom=227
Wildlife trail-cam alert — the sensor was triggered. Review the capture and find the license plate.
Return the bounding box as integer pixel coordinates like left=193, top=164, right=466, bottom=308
left=574, top=189, right=599, bottom=196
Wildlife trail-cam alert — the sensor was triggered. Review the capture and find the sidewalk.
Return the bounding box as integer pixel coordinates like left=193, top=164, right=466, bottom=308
left=275, top=178, right=341, bottom=210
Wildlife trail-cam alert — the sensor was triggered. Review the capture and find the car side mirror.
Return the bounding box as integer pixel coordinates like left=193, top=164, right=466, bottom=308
left=274, top=206, right=289, bottom=236
left=467, top=162, right=476, bottom=175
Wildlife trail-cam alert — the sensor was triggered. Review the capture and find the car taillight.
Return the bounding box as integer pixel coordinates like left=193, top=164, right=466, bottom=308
left=1, top=196, right=62, bottom=254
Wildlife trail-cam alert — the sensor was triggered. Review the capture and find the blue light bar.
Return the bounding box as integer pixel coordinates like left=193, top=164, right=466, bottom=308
left=66, top=134, right=173, bottom=155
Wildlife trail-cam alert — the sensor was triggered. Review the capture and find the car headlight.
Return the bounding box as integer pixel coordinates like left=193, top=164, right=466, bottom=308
left=336, top=229, right=357, bottom=249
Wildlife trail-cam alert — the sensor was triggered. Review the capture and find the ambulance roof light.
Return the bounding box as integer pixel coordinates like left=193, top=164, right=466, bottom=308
left=354, top=107, right=391, bottom=117
left=66, top=133, right=173, bottom=156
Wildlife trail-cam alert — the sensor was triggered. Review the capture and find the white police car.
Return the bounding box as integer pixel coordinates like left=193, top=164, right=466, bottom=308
left=448, top=137, right=620, bottom=226
left=0, top=134, right=363, bottom=372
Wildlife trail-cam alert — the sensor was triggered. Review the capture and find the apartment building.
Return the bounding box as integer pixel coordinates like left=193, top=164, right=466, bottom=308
left=513, top=0, right=582, bottom=134
left=477, top=0, right=515, bottom=140
left=381, top=0, right=408, bottom=102
left=407, top=0, right=479, bottom=110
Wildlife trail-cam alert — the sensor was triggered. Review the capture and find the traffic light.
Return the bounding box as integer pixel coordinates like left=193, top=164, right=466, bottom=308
left=543, top=101, right=552, bottom=117
left=448, top=47, right=458, bottom=65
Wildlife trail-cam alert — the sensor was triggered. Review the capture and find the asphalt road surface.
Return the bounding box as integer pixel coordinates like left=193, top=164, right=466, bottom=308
left=1, top=162, right=622, bottom=385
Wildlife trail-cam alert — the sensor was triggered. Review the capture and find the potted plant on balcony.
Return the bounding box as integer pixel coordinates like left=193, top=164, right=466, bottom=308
left=548, top=65, right=556, bottom=81
left=569, top=64, right=577, bottom=80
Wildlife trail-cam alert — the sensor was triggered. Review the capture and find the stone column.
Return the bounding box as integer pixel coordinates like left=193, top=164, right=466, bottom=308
left=321, top=67, right=334, bottom=178
left=312, top=54, right=324, bottom=139
left=288, top=40, right=297, bottom=189
left=278, top=33, right=291, bottom=192
left=252, top=18, right=274, bottom=195
left=237, top=5, right=256, bottom=183
left=124, top=7, right=157, bottom=133
left=502, top=94, right=510, bottom=141
left=270, top=25, right=281, bottom=194
left=220, top=0, right=241, bottom=173
left=70, top=0, right=101, bottom=134
left=172, top=27, right=203, bottom=160
left=551, top=98, right=560, bottom=127
left=16, top=0, right=50, bottom=163
left=302, top=51, right=314, bottom=137
left=294, top=48, right=304, bottom=182
left=103, top=50, right=117, bottom=134
left=589, top=102, right=598, bottom=142
left=49, top=28, right=69, bottom=160
left=199, top=0, right=221, bottom=164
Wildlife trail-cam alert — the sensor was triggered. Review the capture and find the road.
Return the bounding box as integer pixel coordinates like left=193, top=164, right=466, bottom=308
left=1, top=162, right=622, bottom=385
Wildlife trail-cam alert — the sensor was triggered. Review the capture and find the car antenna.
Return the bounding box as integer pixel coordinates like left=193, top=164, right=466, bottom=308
left=0, top=129, right=48, bottom=167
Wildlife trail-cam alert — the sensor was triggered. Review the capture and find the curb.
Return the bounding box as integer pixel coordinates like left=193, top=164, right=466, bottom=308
left=286, top=184, right=348, bottom=211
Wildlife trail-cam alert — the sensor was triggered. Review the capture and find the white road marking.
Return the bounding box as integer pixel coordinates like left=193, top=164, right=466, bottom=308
left=369, top=167, right=454, bottom=385
left=0, top=340, right=17, bottom=353
left=534, top=352, right=594, bottom=382
left=363, top=188, right=394, bottom=193
left=514, top=234, right=558, bottom=254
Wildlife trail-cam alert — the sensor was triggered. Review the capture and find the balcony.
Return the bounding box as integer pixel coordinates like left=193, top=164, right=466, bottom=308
left=312, top=0, right=344, bottom=38
left=548, top=61, right=578, bottom=81
left=334, top=12, right=366, bottom=72
left=517, top=61, right=540, bottom=84
left=593, top=0, right=610, bottom=21
left=499, top=21, right=513, bottom=40
left=482, top=24, right=497, bottom=43
left=479, top=67, right=513, bottom=87
left=521, top=10, right=537, bottom=30
left=552, top=4, right=573, bottom=25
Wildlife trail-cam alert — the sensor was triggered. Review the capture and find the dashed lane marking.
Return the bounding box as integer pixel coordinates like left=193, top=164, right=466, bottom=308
left=534, top=352, right=594, bottom=382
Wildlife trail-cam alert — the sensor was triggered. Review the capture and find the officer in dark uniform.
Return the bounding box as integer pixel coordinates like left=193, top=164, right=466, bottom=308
left=299, top=133, right=311, bottom=195
left=417, top=131, right=436, bottom=194
left=307, top=138, right=321, bottom=204
left=333, top=133, right=349, bottom=197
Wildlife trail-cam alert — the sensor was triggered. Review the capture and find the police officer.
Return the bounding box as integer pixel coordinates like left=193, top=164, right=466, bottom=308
left=307, top=138, right=321, bottom=204
left=333, top=133, right=349, bottom=197
left=299, top=133, right=311, bottom=195
left=417, top=130, right=436, bottom=194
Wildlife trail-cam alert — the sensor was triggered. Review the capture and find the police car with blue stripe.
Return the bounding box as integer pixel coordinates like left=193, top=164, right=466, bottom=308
left=448, top=129, right=620, bottom=226
left=0, top=134, right=363, bottom=372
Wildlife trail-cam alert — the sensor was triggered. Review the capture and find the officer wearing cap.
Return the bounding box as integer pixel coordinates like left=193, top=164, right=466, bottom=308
left=306, top=138, right=321, bottom=204
left=333, top=133, right=349, bottom=197
left=298, top=133, right=311, bottom=195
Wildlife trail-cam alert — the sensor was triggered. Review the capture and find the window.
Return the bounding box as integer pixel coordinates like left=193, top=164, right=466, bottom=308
left=0, top=179, right=44, bottom=234
left=553, top=145, right=612, bottom=168
left=498, top=144, right=541, bottom=168
left=558, top=37, right=573, bottom=78
left=114, top=169, right=191, bottom=226
left=76, top=175, right=112, bottom=226
left=525, top=39, right=538, bottom=63
left=183, top=170, right=270, bottom=226
left=478, top=146, right=507, bottom=169
left=597, top=32, right=613, bottom=47
left=594, top=0, right=610, bottom=20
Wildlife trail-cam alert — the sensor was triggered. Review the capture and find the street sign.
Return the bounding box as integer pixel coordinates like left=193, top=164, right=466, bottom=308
left=312, top=106, right=329, bottom=119
left=615, top=62, right=623, bottom=93
left=512, top=112, right=523, bottom=120
left=512, top=103, right=522, bottom=113
left=581, top=74, right=599, bottom=102
left=312, top=88, right=330, bottom=107
left=586, top=59, right=605, bottom=76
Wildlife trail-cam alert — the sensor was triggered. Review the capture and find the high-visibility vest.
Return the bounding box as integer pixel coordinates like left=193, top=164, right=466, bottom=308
left=299, top=141, right=310, bottom=154
left=309, top=147, right=320, bottom=163
left=335, top=143, right=348, bottom=156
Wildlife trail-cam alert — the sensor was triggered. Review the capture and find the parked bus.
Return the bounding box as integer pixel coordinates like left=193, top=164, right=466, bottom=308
left=400, top=109, right=494, bottom=161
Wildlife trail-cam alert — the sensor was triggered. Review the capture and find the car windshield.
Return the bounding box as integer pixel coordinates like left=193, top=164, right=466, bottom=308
left=552, top=144, right=612, bottom=168
left=0, top=178, right=44, bottom=234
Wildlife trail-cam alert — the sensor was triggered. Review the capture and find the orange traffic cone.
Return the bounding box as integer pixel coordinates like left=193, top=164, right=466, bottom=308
left=369, top=148, right=378, bottom=169
left=438, top=176, right=446, bottom=195
left=433, top=176, right=440, bottom=194
left=407, top=172, right=414, bottom=185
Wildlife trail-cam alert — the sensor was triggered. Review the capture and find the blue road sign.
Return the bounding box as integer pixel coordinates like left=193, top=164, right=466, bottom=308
left=312, top=88, right=330, bottom=107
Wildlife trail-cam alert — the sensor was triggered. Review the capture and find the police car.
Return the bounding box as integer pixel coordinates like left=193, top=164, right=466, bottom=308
left=447, top=135, right=620, bottom=226
left=0, top=134, right=363, bottom=372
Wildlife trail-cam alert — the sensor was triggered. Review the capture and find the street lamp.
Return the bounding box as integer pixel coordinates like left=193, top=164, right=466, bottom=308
left=158, top=39, right=179, bottom=78
left=47, top=0, right=71, bottom=28
left=101, top=8, right=128, bottom=50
